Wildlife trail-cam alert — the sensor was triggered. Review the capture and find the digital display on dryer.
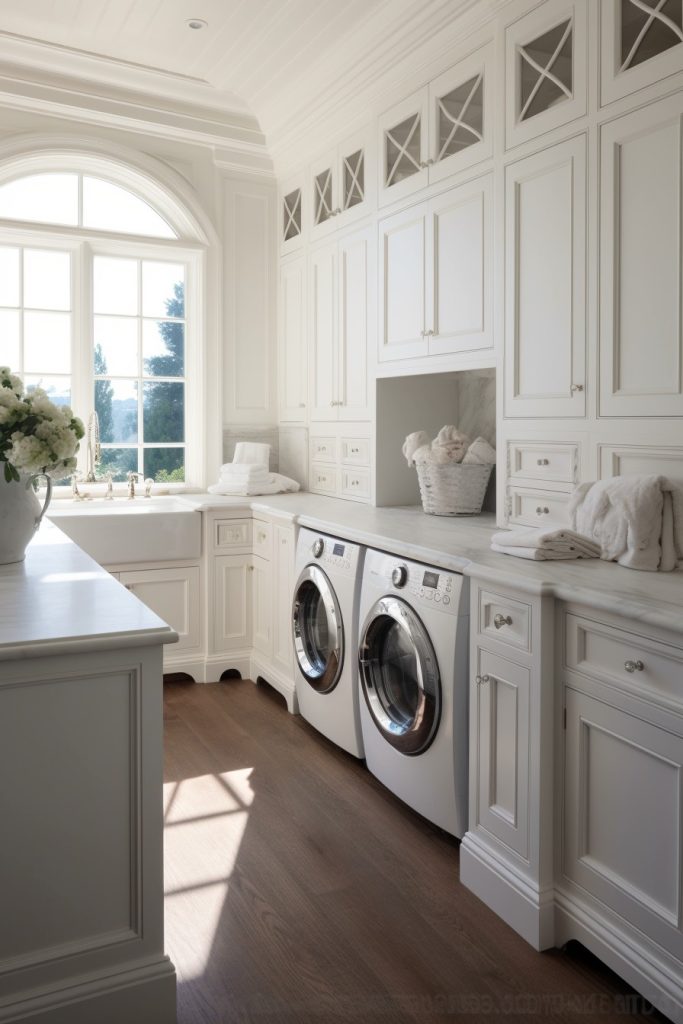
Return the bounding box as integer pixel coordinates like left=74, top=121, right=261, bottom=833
left=333, top=543, right=345, bottom=556
left=423, top=571, right=439, bottom=589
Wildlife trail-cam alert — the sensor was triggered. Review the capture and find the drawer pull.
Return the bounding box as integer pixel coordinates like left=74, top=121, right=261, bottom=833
left=475, top=674, right=490, bottom=685
left=536, top=506, right=550, bottom=515
left=624, top=659, right=644, bottom=673
left=494, top=613, right=513, bottom=629
left=537, top=458, right=549, bottom=466
left=351, top=447, right=360, bottom=454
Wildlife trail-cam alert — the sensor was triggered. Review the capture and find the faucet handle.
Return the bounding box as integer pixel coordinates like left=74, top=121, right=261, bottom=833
left=143, top=477, right=154, bottom=498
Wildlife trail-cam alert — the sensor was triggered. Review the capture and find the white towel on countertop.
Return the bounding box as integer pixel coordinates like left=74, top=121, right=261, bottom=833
left=402, top=431, right=431, bottom=467
left=232, top=442, right=270, bottom=468
left=218, top=463, right=270, bottom=482
left=463, top=436, right=497, bottom=466
left=491, top=543, right=594, bottom=561
left=491, top=527, right=601, bottom=558
left=569, top=474, right=683, bottom=572
left=208, top=471, right=300, bottom=496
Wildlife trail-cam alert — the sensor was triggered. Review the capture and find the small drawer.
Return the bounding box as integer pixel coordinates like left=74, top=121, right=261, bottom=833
left=252, top=518, right=272, bottom=559
left=565, top=613, right=683, bottom=703
left=508, top=487, right=569, bottom=528
left=310, top=436, right=337, bottom=463
left=340, top=437, right=370, bottom=466
left=508, top=441, right=578, bottom=484
left=341, top=468, right=370, bottom=501
left=478, top=589, right=531, bottom=652
left=310, top=464, right=338, bottom=495
left=214, top=518, right=252, bottom=551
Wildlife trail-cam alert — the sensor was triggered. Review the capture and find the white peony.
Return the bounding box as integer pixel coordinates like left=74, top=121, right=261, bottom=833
left=1, top=369, right=84, bottom=483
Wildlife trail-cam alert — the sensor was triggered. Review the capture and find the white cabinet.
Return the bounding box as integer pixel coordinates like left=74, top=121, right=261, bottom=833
left=251, top=554, right=272, bottom=658
left=309, top=427, right=372, bottom=503
left=278, top=255, right=308, bottom=422
left=280, top=170, right=305, bottom=256
left=309, top=224, right=372, bottom=422
left=272, top=523, right=295, bottom=677
left=600, top=92, right=683, bottom=417
left=378, top=43, right=494, bottom=207
left=119, top=565, right=201, bottom=654
left=504, top=135, right=586, bottom=417
left=600, top=0, right=683, bottom=108
left=213, top=553, right=253, bottom=654
left=309, top=126, right=374, bottom=239
left=378, top=174, right=493, bottom=364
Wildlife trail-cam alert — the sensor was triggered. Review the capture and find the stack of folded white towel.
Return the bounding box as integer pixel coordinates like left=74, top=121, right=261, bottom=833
left=491, top=527, right=601, bottom=561
left=569, top=474, right=683, bottom=572
left=208, top=442, right=300, bottom=496
left=403, top=426, right=496, bottom=467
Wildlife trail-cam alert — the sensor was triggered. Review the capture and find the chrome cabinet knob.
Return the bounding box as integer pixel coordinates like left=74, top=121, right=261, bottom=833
left=624, top=659, right=644, bottom=673
left=570, top=383, right=584, bottom=393
left=475, top=674, right=490, bottom=685
left=537, top=458, right=549, bottom=466
left=391, top=565, right=408, bottom=588
left=536, top=506, right=550, bottom=515
left=494, top=614, right=513, bottom=629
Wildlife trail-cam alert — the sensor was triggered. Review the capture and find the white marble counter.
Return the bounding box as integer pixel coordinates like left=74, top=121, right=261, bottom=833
left=0, top=520, right=178, bottom=661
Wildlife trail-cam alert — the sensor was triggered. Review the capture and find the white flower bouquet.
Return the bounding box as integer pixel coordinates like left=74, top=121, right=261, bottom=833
left=0, top=367, right=85, bottom=483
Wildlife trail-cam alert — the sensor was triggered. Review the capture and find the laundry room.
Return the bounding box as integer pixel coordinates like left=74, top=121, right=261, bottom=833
left=1, top=2, right=683, bottom=1024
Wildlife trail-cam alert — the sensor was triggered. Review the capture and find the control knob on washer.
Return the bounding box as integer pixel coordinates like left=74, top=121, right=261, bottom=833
left=392, top=565, right=408, bottom=588
left=312, top=538, right=324, bottom=558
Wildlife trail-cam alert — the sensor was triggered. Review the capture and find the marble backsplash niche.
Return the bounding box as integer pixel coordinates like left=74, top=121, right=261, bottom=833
left=455, top=367, right=496, bottom=446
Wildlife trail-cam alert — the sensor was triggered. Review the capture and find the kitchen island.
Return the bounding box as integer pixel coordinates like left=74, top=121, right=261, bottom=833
left=0, top=522, right=177, bottom=1024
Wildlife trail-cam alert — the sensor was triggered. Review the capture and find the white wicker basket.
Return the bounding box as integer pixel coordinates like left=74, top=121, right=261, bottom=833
left=415, top=461, right=493, bottom=516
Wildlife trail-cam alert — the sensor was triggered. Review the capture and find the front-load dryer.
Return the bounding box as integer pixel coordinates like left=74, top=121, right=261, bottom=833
left=292, top=528, right=365, bottom=757
left=357, top=549, right=469, bottom=836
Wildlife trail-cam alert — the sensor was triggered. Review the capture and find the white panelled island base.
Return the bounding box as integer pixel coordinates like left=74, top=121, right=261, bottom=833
left=0, top=523, right=177, bottom=1024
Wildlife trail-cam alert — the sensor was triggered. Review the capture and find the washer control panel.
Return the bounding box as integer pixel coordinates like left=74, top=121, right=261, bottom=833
left=373, top=554, right=463, bottom=613
left=304, top=531, right=358, bottom=574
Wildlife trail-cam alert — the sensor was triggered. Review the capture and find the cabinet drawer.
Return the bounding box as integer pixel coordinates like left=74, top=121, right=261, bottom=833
left=508, top=441, right=578, bottom=484
left=252, top=518, right=273, bottom=560
left=340, top=437, right=370, bottom=466
left=214, top=518, right=252, bottom=551
left=341, top=468, right=370, bottom=500
left=310, top=464, right=338, bottom=495
left=478, top=589, right=531, bottom=653
left=508, top=487, right=569, bottom=527
left=565, top=613, right=683, bottom=704
left=310, top=436, right=337, bottom=463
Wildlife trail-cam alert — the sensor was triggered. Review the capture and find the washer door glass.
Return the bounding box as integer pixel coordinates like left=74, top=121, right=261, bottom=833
left=359, top=597, right=440, bottom=755
left=292, top=565, right=344, bottom=693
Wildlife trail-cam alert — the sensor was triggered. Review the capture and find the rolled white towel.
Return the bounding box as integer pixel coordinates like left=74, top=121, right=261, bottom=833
left=232, top=442, right=270, bottom=468
left=402, top=430, right=430, bottom=467
left=431, top=426, right=469, bottom=464
left=435, top=425, right=470, bottom=447
left=463, top=437, right=496, bottom=466
left=412, top=444, right=433, bottom=464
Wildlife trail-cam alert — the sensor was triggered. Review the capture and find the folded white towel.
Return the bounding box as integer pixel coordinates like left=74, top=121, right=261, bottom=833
left=402, top=431, right=431, bottom=467
left=208, top=471, right=300, bottom=496
left=218, top=464, right=270, bottom=482
left=491, top=543, right=595, bottom=561
left=491, top=527, right=601, bottom=558
left=232, top=442, right=270, bottom=468
left=463, top=437, right=497, bottom=466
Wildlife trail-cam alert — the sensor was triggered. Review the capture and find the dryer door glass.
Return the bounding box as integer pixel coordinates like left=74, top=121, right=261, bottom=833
left=292, top=564, right=344, bottom=693
left=359, top=597, right=441, bottom=755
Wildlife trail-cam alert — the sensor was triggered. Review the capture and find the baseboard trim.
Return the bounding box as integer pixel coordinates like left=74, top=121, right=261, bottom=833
left=250, top=655, right=298, bottom=713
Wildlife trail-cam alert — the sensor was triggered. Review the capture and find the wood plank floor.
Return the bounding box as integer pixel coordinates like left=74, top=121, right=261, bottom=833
left=163, top=678, right=666, bottom=1024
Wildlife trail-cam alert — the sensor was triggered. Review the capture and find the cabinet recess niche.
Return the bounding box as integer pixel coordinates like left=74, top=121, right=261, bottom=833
left=505, top=135, right=586, bottom=417
left=600, top=92, right=683, bottom=417
left=378, top=43, right=493, bottom=207
left=601, top=0, right=683, bottom=106
left=505, top=0, right=587, bottom=150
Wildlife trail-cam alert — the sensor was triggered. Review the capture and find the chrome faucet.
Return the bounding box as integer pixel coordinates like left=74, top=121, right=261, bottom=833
left=144, top=478, right=154, bottom=498
left=127, top=471, right=140, bottom=499
left=85, top=411, right=101, bottom=483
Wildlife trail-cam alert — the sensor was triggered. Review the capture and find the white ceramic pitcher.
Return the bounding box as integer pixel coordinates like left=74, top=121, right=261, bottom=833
left=0, top=473, right=53, bottom=564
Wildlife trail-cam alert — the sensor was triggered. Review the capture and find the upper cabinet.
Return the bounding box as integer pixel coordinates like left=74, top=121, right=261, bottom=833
left=505, top=0, right=587, bottom=150
left=378, top=174, right=493, bottom=365
left=600, top=92, right=683, bottom=417
left=309, top=126, right=375, bottom=240
left=378, top=43, right=494, bottom=207
left=280, top=170, right=306, bottom=256
left=278, top=255, right=308, bottom=422
left=601, top=0, right=683, bottom=107
left=504, top=135, right=586, bottom=418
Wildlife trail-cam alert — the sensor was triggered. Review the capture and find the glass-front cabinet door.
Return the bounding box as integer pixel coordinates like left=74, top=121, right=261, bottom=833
left=378, top=88, right=430, bottom=207
left=601, top=0, right=683, bottom=106
left=428, top=42, right=494, bottom=184
left=280, top=170, right=306, bottom=256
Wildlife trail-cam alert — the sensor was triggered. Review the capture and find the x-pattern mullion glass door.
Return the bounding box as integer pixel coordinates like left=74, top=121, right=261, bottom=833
left=428, top=42, right=494, bottom=185
left=600, top=0, right=683, bottom=105
left=378, top=88, right=429, bottom=206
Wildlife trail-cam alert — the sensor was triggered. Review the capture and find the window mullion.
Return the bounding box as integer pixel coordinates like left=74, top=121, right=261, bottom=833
left=137, top=258, right=144, bottom=478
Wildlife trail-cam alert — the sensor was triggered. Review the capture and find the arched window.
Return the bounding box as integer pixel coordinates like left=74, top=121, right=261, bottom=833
left=0, top=156, right=206, bottom=489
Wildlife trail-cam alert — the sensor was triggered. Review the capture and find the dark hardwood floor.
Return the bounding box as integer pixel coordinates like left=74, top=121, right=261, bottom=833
left=163, top=678, right=666, bottom=1024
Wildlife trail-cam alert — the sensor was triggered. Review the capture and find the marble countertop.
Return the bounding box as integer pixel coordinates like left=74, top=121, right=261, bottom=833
left=0, top=521, right=178, bottom=662
left=182, top=492, right=683, bottom=635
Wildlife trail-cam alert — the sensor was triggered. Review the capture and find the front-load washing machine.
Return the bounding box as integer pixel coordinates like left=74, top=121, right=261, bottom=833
left=357, top=549, right=469, bottom=836
left=292, top=528, right=365, bottom=757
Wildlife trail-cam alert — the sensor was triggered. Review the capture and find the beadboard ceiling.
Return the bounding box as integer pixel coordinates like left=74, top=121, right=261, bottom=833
left=0, top=0, right=487, bottom=160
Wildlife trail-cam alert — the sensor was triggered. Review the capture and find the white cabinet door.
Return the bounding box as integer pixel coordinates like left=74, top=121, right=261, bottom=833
left=338, top=225, right=372, bottom=421
left=251, top=554, right=272, bottom=658
left=563, top=685, right=683, bottom=960
left=278, top=257, right=307, bottom=422
left=505, top=135, right=586, bottom=417
left=213, top=554, right=252, bottom=653
left=120, top=565, right=200, bottom=653
left=600, top=94, right=683, bottom=417
left=378, top=202, right=428, bottom=362
left=378, top=88, right=430, bottom=207
left=473, top=648, right=530, bottom=859
left=309, top=242, right=338, bottom=421
left=427, top=175, right=493, bottom=357
left=428, top=42, right=494, bottom=184
left=600, top=0, right=683, bottom=107
left=273, top=524, right=295, bottom=677
left=309, top=148, right=338, bottom=241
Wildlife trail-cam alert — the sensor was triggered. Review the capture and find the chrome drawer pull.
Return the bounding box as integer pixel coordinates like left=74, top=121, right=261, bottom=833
left=494, top=613, right=513, bottom=629
left=536, top=506, right=550, bottom=515
left=537, top=458, right=549, bottom=466
left=624, top=659, right=644, bottom=673
left=475, top=674, right=490, bottom=685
